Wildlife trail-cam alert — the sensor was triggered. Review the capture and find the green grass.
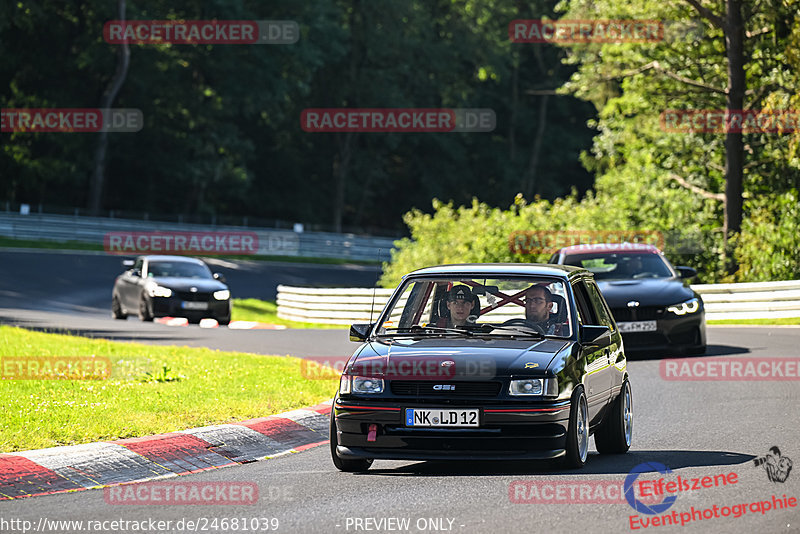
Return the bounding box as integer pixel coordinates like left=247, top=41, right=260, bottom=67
left=0, top=236, right=103, bottom=251
left=707, top=317, right=800, bottom=325
left=0, top=325, right=338, bottom=452
left=232, top=298, right=347, bottom=329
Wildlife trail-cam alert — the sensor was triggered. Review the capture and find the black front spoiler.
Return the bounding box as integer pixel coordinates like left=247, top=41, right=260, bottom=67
left=337, top=445, right=565, bottom=461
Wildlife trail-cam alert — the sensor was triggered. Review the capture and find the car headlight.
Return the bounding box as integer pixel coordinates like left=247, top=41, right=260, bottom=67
left=213, top=290, right=230, bottom=300
left=147, top=285, right=172, bottom=298
left=350, top=376, right=384, bottom=394
left=509, top=378, right=558, bottom=396
left=667, top=297, right=700, bottom=316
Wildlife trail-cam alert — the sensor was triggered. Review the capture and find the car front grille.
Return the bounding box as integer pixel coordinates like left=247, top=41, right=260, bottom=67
left=175, top=291, right=211, bottom=302
left=611, top=306, right=664, bottom=322
left=390, top=381, right=503, bottom=397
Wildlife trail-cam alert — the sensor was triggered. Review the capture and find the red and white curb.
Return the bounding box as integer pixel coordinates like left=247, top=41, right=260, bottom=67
left=154, top=317, right=287, bottom=330
left=0, top=401, right=331, bottom=500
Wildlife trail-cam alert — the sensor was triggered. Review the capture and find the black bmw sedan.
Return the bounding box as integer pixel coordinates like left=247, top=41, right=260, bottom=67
left=111, top=255, right=231, bottom=324
left=331, top=264, right=632, bottom=471
left=549, top=243, right=706, bottom=355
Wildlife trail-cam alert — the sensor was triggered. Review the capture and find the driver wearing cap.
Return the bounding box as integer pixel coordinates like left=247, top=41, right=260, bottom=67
left=445, top=285, right=478, bottom=328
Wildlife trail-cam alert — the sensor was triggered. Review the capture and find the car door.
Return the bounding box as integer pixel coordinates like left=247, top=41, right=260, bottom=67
left=584, top=278, right=625, bottom=399
left=119, top=257, right=145, bottom=310
left=572, top=279, right=612, bottom=424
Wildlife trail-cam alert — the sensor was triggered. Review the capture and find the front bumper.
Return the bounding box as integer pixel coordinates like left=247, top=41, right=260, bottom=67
left=334, top=397, right=571, bottom=460
left=616, top=310, right=706, bottom=354
left=150, top=296, right=231, bottom=320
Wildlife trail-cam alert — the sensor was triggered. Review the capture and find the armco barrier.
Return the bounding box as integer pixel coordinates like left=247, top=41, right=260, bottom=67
left=276, top=280, right=800, bottom=324
left=0, top=213, right=394, bottom=262
left=691, top=280, right=800, bottom=321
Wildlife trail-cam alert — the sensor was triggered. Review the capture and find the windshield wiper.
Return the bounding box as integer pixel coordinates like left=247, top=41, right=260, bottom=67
left=377, top=326, right=475, bottom=337
left=488, top=326, right=546, bottom=338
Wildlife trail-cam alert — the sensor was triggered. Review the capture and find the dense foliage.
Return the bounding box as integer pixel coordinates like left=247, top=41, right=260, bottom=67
left=0, top=0, right=595, bottom=233
left=381, top=0, right=800, bottom=285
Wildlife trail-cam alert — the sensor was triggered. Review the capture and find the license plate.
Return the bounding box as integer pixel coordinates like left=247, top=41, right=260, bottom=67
left=405, top=408, right=479, bottom=427
left=617, top=320, right=657, bottom=333
left=182, top=301, right=208, bottom=310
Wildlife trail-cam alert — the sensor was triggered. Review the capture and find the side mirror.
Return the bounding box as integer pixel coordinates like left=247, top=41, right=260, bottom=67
left=349, top=323, right=374, bottom=342
left=580, top=325, right=612, bottom=347
left=213, top=272, right=227, bottom=283
left=676, top=266, right=697, bottom=279
left=122, top=259, right=134, bottom=268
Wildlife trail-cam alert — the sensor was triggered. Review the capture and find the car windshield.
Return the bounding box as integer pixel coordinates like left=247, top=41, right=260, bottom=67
left=376, top=276, right=572, bottom=338
left=563, top=252, right=674, bottom=280
left=147, top=261, right=212, bottom=279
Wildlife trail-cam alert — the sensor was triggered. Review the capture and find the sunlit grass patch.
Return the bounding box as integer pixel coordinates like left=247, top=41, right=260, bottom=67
left=0, top=325, right=337, bottom=452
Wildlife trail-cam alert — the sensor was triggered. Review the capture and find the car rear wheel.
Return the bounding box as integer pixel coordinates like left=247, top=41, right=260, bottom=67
left=138, top=295, right=154, bottom=322
left=562, top=388, right=589, bottom=469
left=594, top=380, right=633, bottom=454
left=217, top=316, right=230, bottom=326
left=330, top=402, right=373, bottom=472
left=111, top=295, right=127, bottom=320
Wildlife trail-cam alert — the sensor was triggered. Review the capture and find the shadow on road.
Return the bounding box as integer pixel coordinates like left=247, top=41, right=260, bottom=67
left=364, top=450, right=755, bottom=477
left=627, top=344, right=751, bottom=361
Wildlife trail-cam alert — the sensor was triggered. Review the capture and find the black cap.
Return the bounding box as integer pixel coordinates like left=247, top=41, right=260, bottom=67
left=448, top=285, right=475, bottom=301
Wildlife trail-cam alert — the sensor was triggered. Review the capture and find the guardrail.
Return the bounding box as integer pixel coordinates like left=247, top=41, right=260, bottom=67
left=691, top=280, right=800, bottom=321
left=277, top=280, right=800, bottom=324
left=0, top=213, right=395, bottom=262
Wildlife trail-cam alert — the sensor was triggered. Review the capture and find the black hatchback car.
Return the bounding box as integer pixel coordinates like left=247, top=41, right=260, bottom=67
left=549, top=244, right=706, bottom=355
left=330, top=264, right=632, bottom=471
left=111, top=255, right=231, bottom=324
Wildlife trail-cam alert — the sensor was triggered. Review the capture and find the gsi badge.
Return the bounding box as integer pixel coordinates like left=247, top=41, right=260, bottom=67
left=433, top=384, right=455, bottom=391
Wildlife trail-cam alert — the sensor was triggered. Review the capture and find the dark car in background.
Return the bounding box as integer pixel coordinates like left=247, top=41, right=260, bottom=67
left=111, top=255, right=231, bottom=325
left=549, top=244, right=705, bottom=355
left=331, top=263, right=632, bottom=471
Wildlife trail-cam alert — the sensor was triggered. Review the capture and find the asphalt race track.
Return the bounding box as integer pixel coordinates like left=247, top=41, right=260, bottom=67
left=1, top=249, right=799, bottom=533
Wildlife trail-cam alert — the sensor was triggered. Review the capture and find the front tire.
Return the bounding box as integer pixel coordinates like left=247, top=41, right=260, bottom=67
left=330, top=402, right=373, bottom=472
left=138, top=295, right=154, bottom=322
left=562, top=388, right=589, bottom=468
left=595, top=380, right=633, bottom=454
left=111, top=295, right=127, bottom=320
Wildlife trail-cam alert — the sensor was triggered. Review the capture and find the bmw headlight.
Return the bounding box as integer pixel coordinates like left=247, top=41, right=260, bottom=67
left=667, top=297, right=700, bottom=316
left=147, top=285, right=172, bottom=298
left=350, top=376, right=384, bottom=394
left=509, top=378, right=558, bottom=397
left=213, top=290, right=230, bottom=300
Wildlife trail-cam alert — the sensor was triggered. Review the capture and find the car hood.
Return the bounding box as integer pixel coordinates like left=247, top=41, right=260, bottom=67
left=149, top=277, right=227, bottom=292
left=349, top=337, right=570, bottom=379
left=597, top=278, right=695, bottom=308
